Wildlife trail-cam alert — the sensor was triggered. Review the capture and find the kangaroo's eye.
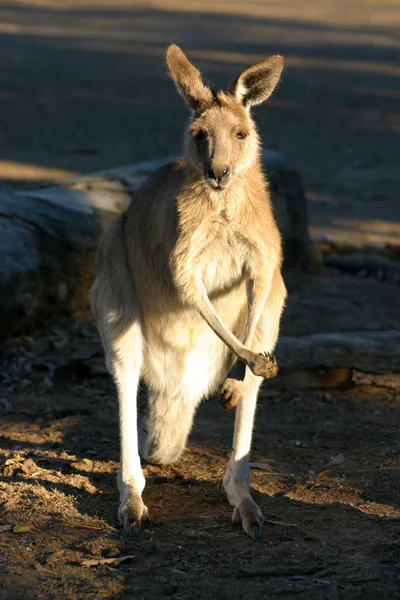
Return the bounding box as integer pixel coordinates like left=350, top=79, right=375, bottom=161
left=236, top=131, right=247, bottom=140
left=194, top=130, right=206, bottom=141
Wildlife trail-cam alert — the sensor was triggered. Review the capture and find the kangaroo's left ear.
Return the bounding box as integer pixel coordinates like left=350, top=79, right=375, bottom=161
left=166, top=44, right=213, bottom=111
left=230, top=55, right=284, bottom=108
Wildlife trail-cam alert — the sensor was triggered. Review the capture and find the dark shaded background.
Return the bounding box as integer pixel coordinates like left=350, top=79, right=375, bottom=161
left=0, top=0, right=399, bottom=244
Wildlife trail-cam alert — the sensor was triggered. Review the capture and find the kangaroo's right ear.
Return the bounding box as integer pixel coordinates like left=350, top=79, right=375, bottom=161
left=230, top=55, right=284, bottom=108
left=166, top=44, right=213, bottom=111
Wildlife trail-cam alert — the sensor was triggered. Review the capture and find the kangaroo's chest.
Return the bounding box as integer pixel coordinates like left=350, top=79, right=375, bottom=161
left=203, top=239, right=242, bottom=291
left=190, top=221, right=252, bottom=293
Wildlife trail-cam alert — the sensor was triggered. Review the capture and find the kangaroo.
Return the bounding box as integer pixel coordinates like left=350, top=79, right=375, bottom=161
left=90, top=44, right=287, bottom=541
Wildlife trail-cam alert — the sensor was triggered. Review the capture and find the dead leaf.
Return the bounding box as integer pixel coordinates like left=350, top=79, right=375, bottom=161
left=264, top=519, right=298, bottom=527
left=326, top=453, right=345, bottom=466
left=171, top=568, right=188, bottom=577
left=249, top=461, right=274, bottom=472
left=20, top=458, right=39, bottom=475
left=59, top=521, right=104, bottom=531
left=0, top=524, right=12, bottom=533
left=53, top=516, right=113, bottom=531
left=4, top=457, right=24, bottom=466
left=80, top=555, right=135, bottom=567
left=251, top=469, right=291, bottom=477
left=13, top=523, right=33, bottom=533
left=253, top=457, right=276, bottom=465
left=46, top=550, right=66, bottom=566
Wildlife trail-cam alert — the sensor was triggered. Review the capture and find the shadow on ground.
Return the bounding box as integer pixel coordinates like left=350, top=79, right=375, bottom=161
left=1, top=358, right=399, bottom=599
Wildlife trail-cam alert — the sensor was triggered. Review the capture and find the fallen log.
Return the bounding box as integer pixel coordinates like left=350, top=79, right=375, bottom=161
left=277, top=330, right=400, bottom=373
left=0, top=151, right=314, bottom=337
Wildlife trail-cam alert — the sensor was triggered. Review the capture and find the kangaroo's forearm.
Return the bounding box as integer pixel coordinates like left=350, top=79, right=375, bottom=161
left=242, top=276, right=271, bottom=349
left=192, top=279, right=254, bottom=366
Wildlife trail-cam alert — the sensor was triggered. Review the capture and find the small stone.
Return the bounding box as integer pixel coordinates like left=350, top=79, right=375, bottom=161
left=0, top=397, right=11, bottom=411
left=57, top=282, right=68, bottom=302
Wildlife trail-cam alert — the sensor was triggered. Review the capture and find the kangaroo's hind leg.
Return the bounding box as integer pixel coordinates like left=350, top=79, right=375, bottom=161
left=90, top=219, right=149, bottom=536
left=93, top=307, right=148, bottom=535
left=110, top=320, right=150, bottom=535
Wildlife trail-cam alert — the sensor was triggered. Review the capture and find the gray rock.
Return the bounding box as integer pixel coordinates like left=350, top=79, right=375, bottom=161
left=262, top=150, right=313, bottom=269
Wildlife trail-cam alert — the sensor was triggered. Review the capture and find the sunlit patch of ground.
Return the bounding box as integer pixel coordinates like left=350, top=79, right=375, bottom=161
left=0, top=161, right=79, bottom=186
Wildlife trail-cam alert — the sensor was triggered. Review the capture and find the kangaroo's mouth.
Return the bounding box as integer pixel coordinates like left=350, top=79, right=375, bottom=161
left=205, top=176, right=230, bottom=191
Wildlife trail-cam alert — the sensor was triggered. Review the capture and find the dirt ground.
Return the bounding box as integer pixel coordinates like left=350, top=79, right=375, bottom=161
left=1, top=269, right=400, bottom=600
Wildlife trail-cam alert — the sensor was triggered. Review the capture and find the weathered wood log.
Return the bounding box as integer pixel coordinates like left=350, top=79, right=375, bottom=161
left=325, top=251, right=400, bottom=280
left=263, top=330, right=400, bottom=389
left=0, top=152, right=314, bottom=337
left=276, top=331, right=400, bottom=374
left=351, top=371, right=400, bottom=389
left=271, top=367, right=400, bottom=391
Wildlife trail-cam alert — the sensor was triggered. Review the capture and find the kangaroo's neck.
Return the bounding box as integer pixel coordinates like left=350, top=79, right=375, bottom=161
left=179, top=156, right=267, bottom=214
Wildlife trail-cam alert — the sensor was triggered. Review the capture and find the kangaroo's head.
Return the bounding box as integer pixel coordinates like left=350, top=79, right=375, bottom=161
left=166, top=44, right=283, bottom=191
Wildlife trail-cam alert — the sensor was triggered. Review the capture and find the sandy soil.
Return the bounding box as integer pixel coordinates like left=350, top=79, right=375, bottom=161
left=1, top=269, right=400, bottom=599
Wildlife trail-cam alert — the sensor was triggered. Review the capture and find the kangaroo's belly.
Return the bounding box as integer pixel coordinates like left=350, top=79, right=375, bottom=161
left=141, top=281, right=247, bottom=398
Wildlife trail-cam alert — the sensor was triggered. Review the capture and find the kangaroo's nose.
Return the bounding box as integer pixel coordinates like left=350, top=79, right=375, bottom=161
left=207, top=165, right=230, bottom=185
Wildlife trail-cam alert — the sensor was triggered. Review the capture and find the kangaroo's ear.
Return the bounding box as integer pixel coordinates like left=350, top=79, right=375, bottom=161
left=166, top=44, right=213, bottom=110
left=230, top=55, right=284, bottom=108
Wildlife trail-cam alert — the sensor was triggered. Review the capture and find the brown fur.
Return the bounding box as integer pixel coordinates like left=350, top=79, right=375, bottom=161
left=90, top=44, right=287, bottom=540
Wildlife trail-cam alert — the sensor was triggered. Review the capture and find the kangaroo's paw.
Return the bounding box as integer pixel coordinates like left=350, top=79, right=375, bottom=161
left=248, top=352, right=278, bottom=379
left=217, top=378, right=243, bottom=411
left=118, top=486, right=150, bottom=536
left=232, top=497, right=264, bottom=541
